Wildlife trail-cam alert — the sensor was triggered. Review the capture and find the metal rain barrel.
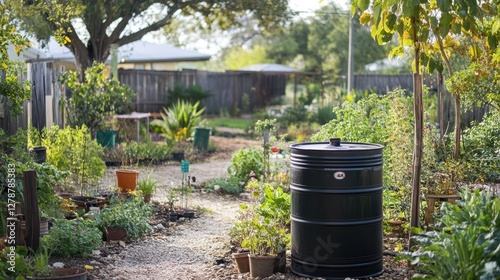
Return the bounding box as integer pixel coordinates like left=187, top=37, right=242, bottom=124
left=290, top=138, right=384, bottom=279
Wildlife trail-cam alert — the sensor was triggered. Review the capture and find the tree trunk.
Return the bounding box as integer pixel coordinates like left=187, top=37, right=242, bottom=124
left=453, top=95, right=461, bottom=159
left=410, top=16, right=423, bottom=233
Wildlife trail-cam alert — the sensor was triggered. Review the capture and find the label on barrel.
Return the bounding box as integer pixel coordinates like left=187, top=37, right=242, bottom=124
left=334, top=171, right=345, bottom=180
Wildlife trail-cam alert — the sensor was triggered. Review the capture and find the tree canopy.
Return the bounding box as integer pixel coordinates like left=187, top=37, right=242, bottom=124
left=11, top=0, right=293, bottom=79
left=265, top=2, right=393, bottom=82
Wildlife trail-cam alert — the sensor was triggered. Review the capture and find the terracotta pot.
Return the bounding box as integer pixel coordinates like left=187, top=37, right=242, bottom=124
left=232, top=252, right=250, bottom=273
left=104, top=227, right=127, bottom=241
left=115, top=170, right=139, bottom=193
left=249, top=255, right=276, bottom=278
left=28, top=268, right=88, bottom=280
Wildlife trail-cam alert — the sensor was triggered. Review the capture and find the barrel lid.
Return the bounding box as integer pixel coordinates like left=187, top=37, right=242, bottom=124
left=290, top=138, right=383, bottom=151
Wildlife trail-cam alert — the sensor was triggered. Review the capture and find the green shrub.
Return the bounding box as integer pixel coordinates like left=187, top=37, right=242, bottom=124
left=41, top=218, right=102, bottom=257
left=399, top=189, right=500, bottom=279
left=228, top=148, right=263, bottom=183
left=461, top=110, right=500, bottom=182
left=43, top=125, right=105, bottom=190
left=162, top=101, right=205, bottom=143
left=95, top=196, right=153, bottom=241
left=59, top=62, right=135, bottom=133
left=205, top=177, right=242, bottom=194
left=167, top=84, right=212, bottom=106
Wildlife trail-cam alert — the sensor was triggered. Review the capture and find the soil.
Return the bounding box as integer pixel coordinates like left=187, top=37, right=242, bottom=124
left=50, top=135, right=412, bottom=280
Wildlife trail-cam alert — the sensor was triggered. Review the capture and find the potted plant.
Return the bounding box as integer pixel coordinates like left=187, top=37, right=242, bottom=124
left=241, top=219, right=279, bottom=278
left=137, top=175, right=158, bottom=203
left=94, top=196, right=153, bottom=241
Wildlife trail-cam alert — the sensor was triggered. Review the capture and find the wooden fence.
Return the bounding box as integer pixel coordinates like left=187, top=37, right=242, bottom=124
left=119, top=69, right=288, bottom=115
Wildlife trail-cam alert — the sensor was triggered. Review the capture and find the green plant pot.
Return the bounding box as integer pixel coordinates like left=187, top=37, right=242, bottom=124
left=193, top=127, right=211, bottom=151
left=96, top=130, right=117, bottom=148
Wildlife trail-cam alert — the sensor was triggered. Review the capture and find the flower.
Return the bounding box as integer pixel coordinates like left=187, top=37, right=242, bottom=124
left=271, top=146, right=279, bottom=153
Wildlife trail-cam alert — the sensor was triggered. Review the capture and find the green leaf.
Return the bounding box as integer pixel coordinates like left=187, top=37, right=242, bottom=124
left=403, top=1, right=417, bottom=17
left=358, top=0, right=370, bottom=11
left=451, top=23, right=462, bottom=35
left=439, top=12, right=452, bottom=37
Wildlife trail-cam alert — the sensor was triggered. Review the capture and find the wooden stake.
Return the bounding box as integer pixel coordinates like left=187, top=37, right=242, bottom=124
left=23, top=170, right=40, bottom=251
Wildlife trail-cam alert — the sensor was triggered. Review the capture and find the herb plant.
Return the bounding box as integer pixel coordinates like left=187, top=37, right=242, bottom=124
left=41, top=218, right=102, bottom=257
left=95, top=196, right=153, bottom=241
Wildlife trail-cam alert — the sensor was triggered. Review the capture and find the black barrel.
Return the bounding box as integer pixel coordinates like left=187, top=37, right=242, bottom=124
left=290, top=138, right=384, bottom=279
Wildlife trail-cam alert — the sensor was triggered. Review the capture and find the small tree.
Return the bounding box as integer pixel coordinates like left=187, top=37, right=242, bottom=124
left=59, top=62, right=135, bottom=135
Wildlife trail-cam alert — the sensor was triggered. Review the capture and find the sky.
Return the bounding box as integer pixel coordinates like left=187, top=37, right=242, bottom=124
left=144, top=0, right=350, bottom=56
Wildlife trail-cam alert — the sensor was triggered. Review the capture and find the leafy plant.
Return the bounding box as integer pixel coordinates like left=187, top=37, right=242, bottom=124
left=398, top=189, right=500, bottom=279
left=95, top=196, right=153, bottom=241
left=59, top=62, right=135, bottom=134
left=167, top=84, right=212, bottom=106
left=205, top=177, right=242, bottom=194
left=227, top=148, right=263, bottom=183
left=256, top=185, right=291, bottom=229
left=42, top=125, right=105, bottom=192
left=137, top=175, right=158, bottom=196
left=162, top=100, right=205, bottom=143
left=41, top=218, right=102, bottom=257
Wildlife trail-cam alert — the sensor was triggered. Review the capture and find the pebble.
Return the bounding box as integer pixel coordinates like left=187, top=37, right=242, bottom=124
left=93, top=250, right=101, bottom=256
left=52, top=262, right=64, bottom=268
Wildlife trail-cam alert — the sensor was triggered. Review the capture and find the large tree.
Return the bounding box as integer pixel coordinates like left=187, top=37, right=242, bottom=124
left=352, top=0, right=498, bottom=232
left=266, top=2, right=392, bottom=82
left=11, top=0, right=293, bottom=80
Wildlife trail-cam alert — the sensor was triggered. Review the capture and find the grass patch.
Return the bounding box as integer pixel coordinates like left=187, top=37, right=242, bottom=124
left=206, top=117, right=252, bottom=130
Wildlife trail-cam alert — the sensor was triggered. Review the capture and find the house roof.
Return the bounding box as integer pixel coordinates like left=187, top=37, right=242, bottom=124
left=22, top=39, right=211, bottom=63
left=237, top=63, right=297, bottom=73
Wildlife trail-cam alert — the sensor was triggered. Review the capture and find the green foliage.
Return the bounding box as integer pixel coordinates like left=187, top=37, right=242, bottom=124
left=256, top=185, right=291, bottom=228
left=0, top=246, right=32, bottom=279
left=236, top=182, right=290, bottom=256
left=461, top=110, right=500, bottom=182
left=121, top=141, right=171, bottom=165
left=447, top=64, right=500, bottom=111
left=167, top=84, right=211, bottom=107
left=43, top=125, right=105, bottom=190
left=398, top=189, right=500, bottom=279
left=31, top=163, right=69, bottom=219
left=313, top=105, right=336, bottom=125
left=41, top=218, right=102, bottom=257
left=311, top=93, right=390, bottom=144
left=224, top=45, right=271, bottom=70
left=227, top=148, right=263, bottom=183
left=205, top=177, right=242, bottom=194
left=59, top=62, right=135, bottom=133
left=137, top=175, right=158, bottom=196
left=0, top=3, right=31, bottom=117
left=95, top=196, right=153, bottom=241
left=162, top=101, right=205, bottom=143
left=0, top=65, right=31, bottom=117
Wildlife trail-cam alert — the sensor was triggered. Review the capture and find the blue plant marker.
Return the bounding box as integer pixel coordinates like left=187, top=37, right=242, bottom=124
left=181, top=160, right=190, bottom=173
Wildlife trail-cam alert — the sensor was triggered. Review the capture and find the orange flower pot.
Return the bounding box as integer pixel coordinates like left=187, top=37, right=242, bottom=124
left=115, top=170, right=139, bottom=193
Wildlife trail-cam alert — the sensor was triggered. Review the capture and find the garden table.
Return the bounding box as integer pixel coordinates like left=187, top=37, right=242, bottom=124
left=114, top=112, right=151, bottom=142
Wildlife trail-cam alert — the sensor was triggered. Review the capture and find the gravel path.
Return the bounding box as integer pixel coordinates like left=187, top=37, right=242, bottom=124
left=80, top=136, right=411, bottom=280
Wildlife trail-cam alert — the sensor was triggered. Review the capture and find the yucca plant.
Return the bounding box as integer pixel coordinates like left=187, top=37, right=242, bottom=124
left=162, top=100, right=205, bottom=143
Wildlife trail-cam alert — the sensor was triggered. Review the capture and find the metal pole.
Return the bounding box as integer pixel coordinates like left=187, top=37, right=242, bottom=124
left=347, top=16, right=354, bottom=94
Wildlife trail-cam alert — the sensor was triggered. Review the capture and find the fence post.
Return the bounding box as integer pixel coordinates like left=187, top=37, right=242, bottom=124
left=23, top=170, right=40, bottom=251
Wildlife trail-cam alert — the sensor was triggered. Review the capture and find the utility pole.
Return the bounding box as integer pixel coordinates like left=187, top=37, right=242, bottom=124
left=347, top=15, right=354, bottom=95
